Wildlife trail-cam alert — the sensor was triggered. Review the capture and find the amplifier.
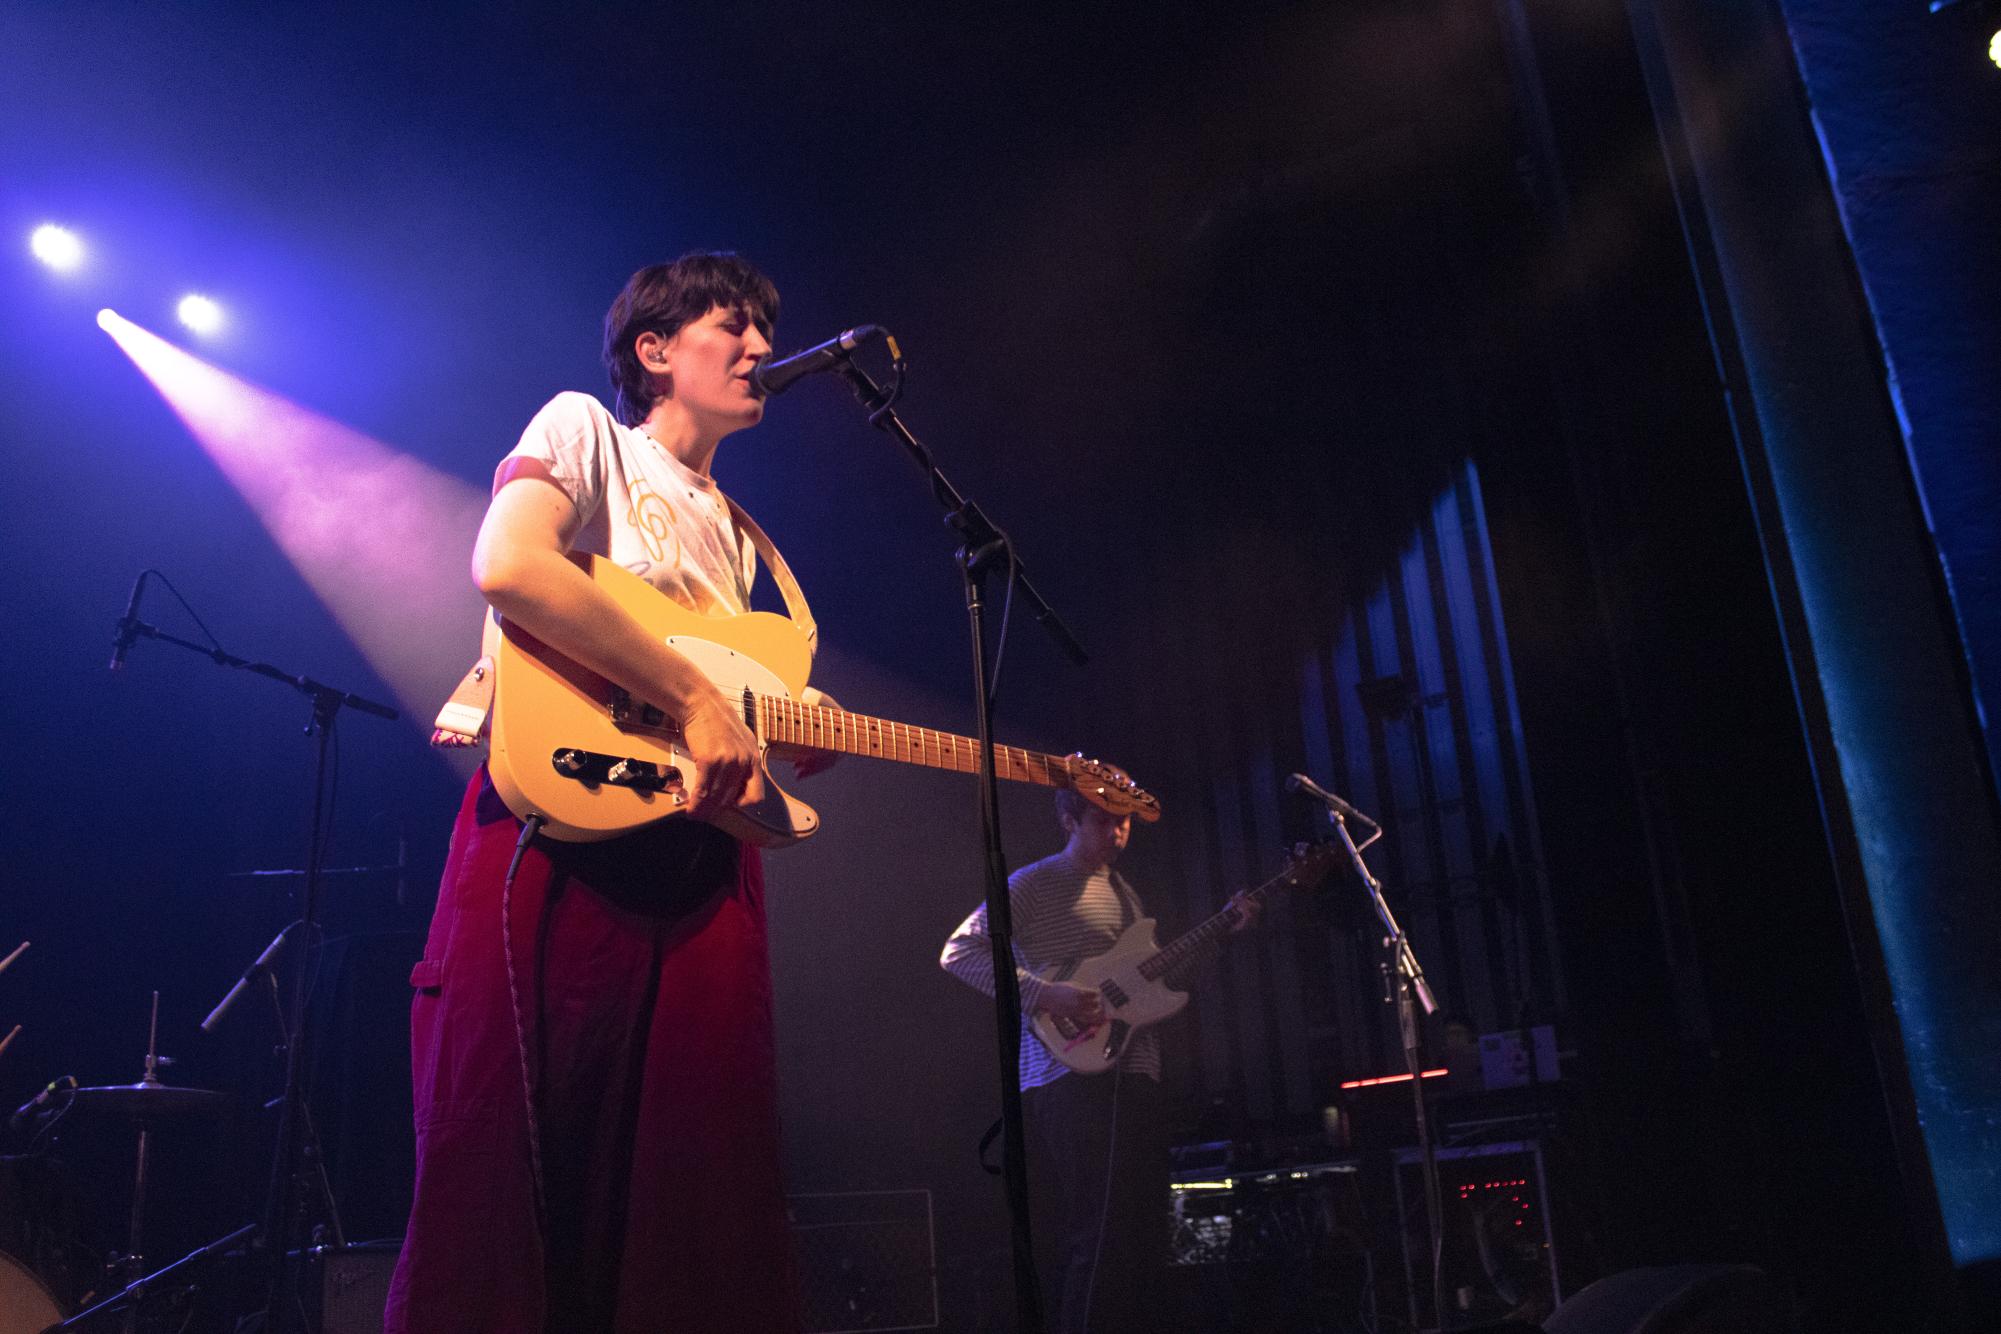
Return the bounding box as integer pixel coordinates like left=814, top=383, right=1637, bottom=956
left=1392, top=1139, right=1559, bottom=1330
left=789, top=1189, right=938, bottom=1333
left=318, top=1240, right=401, bottom=1334
left=1166, top=1160, right=1376, bottom=1332
left=1168, top=1159, right=1366, bottom=1265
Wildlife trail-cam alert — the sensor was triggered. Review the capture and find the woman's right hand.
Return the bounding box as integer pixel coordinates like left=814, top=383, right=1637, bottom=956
left=680, top=691, right=764, bottom=818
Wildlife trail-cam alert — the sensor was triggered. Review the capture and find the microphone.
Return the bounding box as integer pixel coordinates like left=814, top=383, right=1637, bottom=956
left=10, top=1076, right=75, bottom=1134
left=1286, top=773, right=1380, bottom=829
left=109, top=570, right=150, bottom=671
left=751, top=324, right=885, bottom=397
left=200, top=925, right=292, bottom=1034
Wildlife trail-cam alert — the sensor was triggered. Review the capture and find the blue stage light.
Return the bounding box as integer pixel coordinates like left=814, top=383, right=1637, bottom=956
left=30, top=224, right=83, bottom=272
left=177, top=294, right=223, bottom=334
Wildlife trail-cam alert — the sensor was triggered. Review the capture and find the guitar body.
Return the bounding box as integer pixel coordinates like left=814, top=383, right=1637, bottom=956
left=1029, top=918, right=1190, bottom=1076
left=488, top=553, right=821, bottom=846
left=486, top=552, right=1160, bottom=845
left=1022, top=845, right=1336, bottom=1075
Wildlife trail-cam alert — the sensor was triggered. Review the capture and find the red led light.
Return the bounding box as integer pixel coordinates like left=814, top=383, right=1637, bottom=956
left=1336, top=1068, right=1450, bottom=1089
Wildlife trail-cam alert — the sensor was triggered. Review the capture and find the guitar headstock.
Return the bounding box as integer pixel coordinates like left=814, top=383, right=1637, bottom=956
left=1063, top=753, right=1162, bottom=824
left=1277, top=841, right=1342, bottom=889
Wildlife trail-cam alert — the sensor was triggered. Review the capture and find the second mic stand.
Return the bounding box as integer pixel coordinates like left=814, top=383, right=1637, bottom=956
left=109, top=598, right=396, bottom=1334
left=834, top=354, right=1086, bottom=1334
left=1322, top=798, right=1450, bottom=1331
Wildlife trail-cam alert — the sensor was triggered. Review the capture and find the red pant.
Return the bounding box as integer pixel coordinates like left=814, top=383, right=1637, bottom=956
left=386, top=771, right=801, bottom=1332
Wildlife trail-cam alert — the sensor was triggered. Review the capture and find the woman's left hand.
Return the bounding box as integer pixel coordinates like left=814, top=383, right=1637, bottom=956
left=785, top=686, right=845, bottom=779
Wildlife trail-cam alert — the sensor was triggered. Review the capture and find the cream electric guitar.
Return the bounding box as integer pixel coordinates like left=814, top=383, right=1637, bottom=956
left=1028, top=843, right=1339, bottom=1074
left=487, top=553, right=1161, bottom=844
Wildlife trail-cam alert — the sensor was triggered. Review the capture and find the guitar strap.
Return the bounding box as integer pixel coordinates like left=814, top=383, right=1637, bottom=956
left=429, top=495, right=818, bottom=747
left=723, top=494, right=820, bottom=653
left=1109, top=869, right=1144, bottom=929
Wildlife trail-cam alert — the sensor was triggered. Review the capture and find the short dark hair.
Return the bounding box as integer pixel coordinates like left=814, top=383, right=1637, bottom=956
left=1055, top=787, right=1091, bottom=827
left=602, top=251, right=779, bottom=426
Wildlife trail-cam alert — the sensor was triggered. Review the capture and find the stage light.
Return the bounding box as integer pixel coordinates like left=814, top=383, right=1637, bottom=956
left=97, top=308, right=117, bottom=330
left=177, top=294, right=223, bottom=334
left=1931, top=0, right=2001, bottom=67
left=30, top=224, right=83, bottom=272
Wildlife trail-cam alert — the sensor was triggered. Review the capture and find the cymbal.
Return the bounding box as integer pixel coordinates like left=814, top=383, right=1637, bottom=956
left=67, top=1081, right=227, bottom=1119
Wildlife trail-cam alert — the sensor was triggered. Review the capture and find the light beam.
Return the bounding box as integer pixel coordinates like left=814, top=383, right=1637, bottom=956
left=97, top=309, right=488, bottom=764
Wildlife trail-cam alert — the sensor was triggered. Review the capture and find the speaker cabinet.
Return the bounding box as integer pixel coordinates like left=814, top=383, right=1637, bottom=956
left=1543, top=1264, right=1788, bottom=1334
left=789, top=1190, right=938, bottom=1333
left=318, top=1241, right=401, bottom=1334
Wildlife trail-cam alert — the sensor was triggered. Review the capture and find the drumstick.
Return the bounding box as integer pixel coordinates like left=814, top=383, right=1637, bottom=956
left=0, top=940, right=27, bottom=976
left=0, top=1024, right=20, bottom=1059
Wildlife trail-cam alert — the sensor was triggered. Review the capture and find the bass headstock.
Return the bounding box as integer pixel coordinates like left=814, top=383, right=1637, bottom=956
left=1277, top=840, right=1343, bottom=889
left=1064, top=753, right=1162, bottom=824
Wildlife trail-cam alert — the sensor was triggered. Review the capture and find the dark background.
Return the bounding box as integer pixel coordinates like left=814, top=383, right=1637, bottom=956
left=1, top=2, right=1994, bottom=1329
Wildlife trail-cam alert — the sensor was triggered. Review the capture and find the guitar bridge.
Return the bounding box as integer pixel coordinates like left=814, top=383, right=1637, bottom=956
left=549, top=748, right=686, bottom=802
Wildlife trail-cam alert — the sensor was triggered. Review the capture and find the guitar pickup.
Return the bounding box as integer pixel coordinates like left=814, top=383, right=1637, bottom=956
left=607, top=688, right=670, bottom=730
left=550, top=749, right=684, bottom=798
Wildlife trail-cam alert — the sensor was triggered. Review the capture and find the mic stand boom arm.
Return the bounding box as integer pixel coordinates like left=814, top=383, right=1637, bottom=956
left=110, top=617, right=398, bottom=720
left=833, top=356, right=1085, bottom=1334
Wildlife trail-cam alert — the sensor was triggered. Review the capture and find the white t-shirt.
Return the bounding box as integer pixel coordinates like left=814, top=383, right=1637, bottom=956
left=499, top=391, right=755, bottom=615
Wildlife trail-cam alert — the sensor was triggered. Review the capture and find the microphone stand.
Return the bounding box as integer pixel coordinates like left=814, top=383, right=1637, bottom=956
left=1311, top=785, right=1449, bottom=1331
left=829, top=355, right=1085, bottom=1334
left=104, top=596, right=396, bottom=1334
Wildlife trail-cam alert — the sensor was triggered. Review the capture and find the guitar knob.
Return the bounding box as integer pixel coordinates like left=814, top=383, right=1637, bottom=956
left=554, top=749, right=586, bottom=774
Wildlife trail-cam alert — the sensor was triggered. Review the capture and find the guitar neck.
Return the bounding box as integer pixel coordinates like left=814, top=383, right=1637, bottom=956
left=755, top=695, right=1070, bottom=789
left=1142, top=876, right=1289, bottom=985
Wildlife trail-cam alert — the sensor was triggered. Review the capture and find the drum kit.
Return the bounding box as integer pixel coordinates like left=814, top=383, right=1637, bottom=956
left=2, top=921, right=367, bottom=1334
left=3, top=980, right=237, bottom=1334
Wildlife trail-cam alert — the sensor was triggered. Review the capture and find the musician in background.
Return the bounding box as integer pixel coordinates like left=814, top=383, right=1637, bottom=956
left=388, top=251, right=830, bottom=1334
left=940, top=790, right=1256, bottom=1334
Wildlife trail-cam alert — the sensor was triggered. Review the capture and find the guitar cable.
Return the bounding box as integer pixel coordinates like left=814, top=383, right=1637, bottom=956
left=503, top=813, right=549, bottom=1238
left=1078, top=1059, right=1124, bottom=1333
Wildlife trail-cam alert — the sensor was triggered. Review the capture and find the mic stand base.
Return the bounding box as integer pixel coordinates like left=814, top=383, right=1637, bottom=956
left=45, top=1222, right=258, bottom=1332
left=1396, top=955, right=1449, bottom=1333
left=961, top=552, right=1044, bottom=1334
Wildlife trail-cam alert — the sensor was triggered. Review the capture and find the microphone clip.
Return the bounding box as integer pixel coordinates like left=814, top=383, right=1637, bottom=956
left=1285, top=772, right=1381, bottom=830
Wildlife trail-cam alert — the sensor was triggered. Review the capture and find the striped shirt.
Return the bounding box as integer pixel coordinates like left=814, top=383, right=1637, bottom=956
left=939, top=849, right=1163, bottom=1090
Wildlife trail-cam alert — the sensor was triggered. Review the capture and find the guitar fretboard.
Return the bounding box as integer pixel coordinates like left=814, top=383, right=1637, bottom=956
left=1140, top=855, right=1332, bottom=984
left=1143, top=909, right=1244, bottom=984
left=754, top=694, right=1070, bottom=789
